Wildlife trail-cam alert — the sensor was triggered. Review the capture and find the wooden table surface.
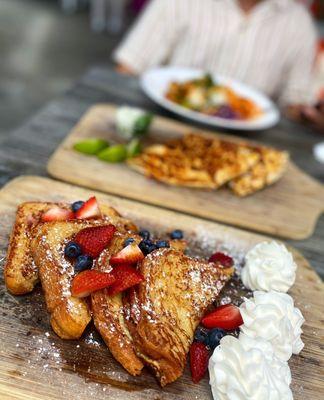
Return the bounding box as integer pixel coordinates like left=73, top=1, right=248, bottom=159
left=0, top=66, right=323, bottom=279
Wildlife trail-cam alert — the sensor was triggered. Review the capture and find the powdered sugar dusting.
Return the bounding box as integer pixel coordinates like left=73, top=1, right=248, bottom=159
left=0, top=213, right=307, bottom=399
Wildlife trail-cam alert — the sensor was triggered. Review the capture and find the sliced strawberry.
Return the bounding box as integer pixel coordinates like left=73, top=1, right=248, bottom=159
left=41, top=206, right=74, bottom=222
left=75, top=225, right=116, bottom=258
left=202, top=304, right=243, bottom=330
left=71, top=270, right=115, bottom=298
left=110, top=243, right=144, bottom=265
left=108, top=264, right=144, bottom=296
left=75, top=196, right=101, bottom=219
left=208, top=252, right=234, bottom=268
left=190, top=342, right=210, bottom=384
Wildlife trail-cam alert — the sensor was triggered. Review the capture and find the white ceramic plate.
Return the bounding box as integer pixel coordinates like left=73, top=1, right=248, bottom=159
left=141, top=67, right=280, bottom=131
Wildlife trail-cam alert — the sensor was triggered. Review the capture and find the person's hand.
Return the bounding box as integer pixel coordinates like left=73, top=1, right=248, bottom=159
left=286, top=102, right=324, bottom=133
left=300, top=102, right=324, bottom=133
left=115, top=63, right=136, bottom=75
left=285, top=104, right=304, bottom=122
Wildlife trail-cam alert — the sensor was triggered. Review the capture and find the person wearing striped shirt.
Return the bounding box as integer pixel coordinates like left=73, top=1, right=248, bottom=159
left=114, top=0, right=323, bottom=131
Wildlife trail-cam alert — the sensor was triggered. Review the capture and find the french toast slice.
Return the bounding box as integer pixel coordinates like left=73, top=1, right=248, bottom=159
left=31, top=220, right=105, bottom=339
left=125, top=249, right=234, bottom=386
left=30, top=203, right=138, bottom=340
left=91, top=233, right=189, bottom=376
left=91, top=231, right=145, bottom=376
left=4, top=201, right=136, bottom=296
left=4, top=202, right=62, bottom=295
left=229, top=148, right=289, bottom=196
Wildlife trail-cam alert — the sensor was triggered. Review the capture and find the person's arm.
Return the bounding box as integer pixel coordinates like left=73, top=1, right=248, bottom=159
left=279, top=10, right=317, bottom=108
left=113, top=0, right=177, bottom=75
left=281, top=9, right=324, bottom=132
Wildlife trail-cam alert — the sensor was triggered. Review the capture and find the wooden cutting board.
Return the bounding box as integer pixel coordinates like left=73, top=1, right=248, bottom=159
left=47, top=104, right=324, bottom=240
left=0, top=176, right=323, bottom=400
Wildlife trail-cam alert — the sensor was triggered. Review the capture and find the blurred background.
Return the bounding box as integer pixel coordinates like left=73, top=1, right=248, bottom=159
left=0, top=0, right=323, bottom=138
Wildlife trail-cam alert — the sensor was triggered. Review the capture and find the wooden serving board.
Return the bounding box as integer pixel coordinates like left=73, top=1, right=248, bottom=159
left=0, top=176, right=323, bottom=400
left=47, top=104, right=324, bottom=240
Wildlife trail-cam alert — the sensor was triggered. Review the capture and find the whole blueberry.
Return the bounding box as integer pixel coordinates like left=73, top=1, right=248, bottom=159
left=64, top=242, right=82, bottom=259
left=139, top=239, right=155, bottom=255
left=139, top=239, right=149, bottom=254
left=156, top=240, right=170, bottom=249
left=74, top=255, right=93, bottom=272
left=139, top=230, right=151, bottom=240
left=124, top=238, right=135, bottom=247
left=170, top=229, right=184, bottom=240
left=207, top=328, right=226, bottom=350
left=147, top=243, right=157, bottom=253
left=71, top=201, right=85, bottom=213
left=194, top=326, right=209, bottom=345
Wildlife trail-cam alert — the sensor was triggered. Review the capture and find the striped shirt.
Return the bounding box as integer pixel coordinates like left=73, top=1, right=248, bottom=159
left=113, top=0, right=317, bottom=105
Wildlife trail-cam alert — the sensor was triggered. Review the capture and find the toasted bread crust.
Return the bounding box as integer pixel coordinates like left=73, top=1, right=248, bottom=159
left=91, top=232, right=144, bottom=376
left=31, top=221, right=96, bottom=339
left=4, top=202, right=57, bottom=295
left=50, top=298, right=91, bottom=340
left=126, top=249, right=233, bottom=386
left=100, top=205, right=138, bottom=232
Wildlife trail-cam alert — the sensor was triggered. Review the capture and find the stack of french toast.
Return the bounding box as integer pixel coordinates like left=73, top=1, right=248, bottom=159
left=4, top=196, right=233, bottom=386
left=128, top=133, right=289, bottom=196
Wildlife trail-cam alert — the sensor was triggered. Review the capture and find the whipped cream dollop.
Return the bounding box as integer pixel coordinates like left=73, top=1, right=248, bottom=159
left=209, top=334, right=292, bottom=400
left=240, top=291, right=304, bottom=361
left=241, top=241, right=297, bottom=293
